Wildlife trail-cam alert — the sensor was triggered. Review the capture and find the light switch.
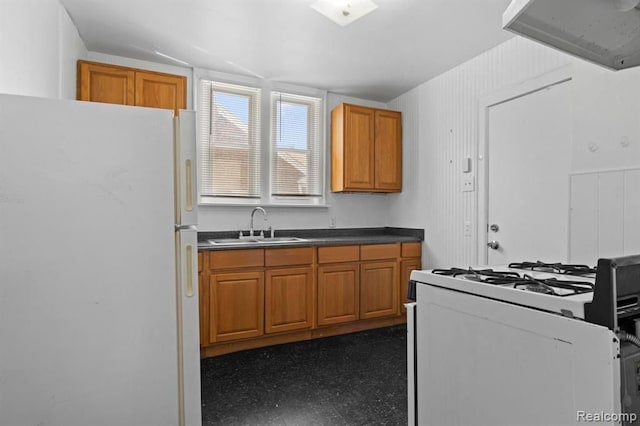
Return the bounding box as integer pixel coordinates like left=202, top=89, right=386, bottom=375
left=462, top=157, right=472, bottom=173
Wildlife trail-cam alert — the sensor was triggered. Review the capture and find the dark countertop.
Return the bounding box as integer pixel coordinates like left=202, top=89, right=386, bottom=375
left=198, top=227, right=424, bottom=251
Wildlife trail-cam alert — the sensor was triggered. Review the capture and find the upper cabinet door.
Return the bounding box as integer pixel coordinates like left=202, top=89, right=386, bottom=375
left=374, top=109, right=402, bottom=191
left=77, top=60, right=186, bottom=115
left=134, top=71, right=186, bottom=115
left=77, top=61, right=135, bottom=105
left=343, top=104, right=375, bottom=190
left=331, top=103, right=402, bottom=193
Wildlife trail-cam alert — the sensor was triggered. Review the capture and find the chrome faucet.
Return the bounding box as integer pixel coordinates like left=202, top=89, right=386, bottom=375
left=249, top=207, right=267, bottom=238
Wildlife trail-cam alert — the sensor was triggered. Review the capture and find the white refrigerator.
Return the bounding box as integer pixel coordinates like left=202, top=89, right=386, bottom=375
left=0, top=94, right=202, bottom=426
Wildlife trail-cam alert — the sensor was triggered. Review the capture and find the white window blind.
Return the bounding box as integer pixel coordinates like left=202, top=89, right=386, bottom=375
left=270, top=92, right=323, bottom=197
left=199, top=80, right=261, bottom=198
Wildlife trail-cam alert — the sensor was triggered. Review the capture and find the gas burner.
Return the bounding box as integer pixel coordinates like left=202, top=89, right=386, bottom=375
left=432, top=268, right=521, bottom=279
left=512, top=275, right=593, bottom=296
left=508, top=261, right=596, bottom=276
left=432, top=267, right=595, bottom=297
left=524, top=284, right=555, bottom=294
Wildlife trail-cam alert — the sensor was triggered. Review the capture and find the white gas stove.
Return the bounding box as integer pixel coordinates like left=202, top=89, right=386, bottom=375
left=409, top=262, right=596, bottom=321
left=406, top=258, right=640, bottom=426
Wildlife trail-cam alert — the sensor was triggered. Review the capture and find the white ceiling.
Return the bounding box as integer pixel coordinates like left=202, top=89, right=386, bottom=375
left=59, top=0, right=515, bottom=102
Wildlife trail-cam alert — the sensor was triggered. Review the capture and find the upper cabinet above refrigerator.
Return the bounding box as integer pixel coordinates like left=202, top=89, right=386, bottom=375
left=503, top=0, right=640, bottom=70
left=77, top=60, right=187, bottom=115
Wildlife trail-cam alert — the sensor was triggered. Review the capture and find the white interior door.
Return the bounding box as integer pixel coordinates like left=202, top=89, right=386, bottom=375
left=485, top=78, right=572, bottom=265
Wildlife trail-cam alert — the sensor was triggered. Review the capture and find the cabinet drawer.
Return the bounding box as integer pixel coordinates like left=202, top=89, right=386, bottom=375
left=318, top=245, right=359, bottom=263
left=401, top=242, right=421, bottom=258
left=209, top=249, right=264, bottom=270
left=360, top=243, right=400, bottom=260
left=265, top=247, right=314, bottom=267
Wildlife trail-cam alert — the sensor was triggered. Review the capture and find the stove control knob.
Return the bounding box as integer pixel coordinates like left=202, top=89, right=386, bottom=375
left=487, top=240, right=500, bottom=250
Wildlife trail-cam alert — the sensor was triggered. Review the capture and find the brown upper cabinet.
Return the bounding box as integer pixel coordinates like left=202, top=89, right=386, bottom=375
left=331, top=103, right=402, bottom=192
left=77, top=60, right=186, bottom=115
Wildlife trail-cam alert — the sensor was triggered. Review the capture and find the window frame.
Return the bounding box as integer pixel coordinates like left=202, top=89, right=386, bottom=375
left=195, top=69, right=327, bottom=207
left=270, top=91, right=324, bottom=201
left=199, top=80, right=262, bottom=200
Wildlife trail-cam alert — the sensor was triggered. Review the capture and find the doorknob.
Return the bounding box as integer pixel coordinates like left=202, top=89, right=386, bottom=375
left=487, top=240, right=500, bottom=250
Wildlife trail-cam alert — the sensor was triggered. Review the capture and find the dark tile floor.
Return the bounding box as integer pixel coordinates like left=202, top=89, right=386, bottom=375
left=200, top=325, right=408, bottom=426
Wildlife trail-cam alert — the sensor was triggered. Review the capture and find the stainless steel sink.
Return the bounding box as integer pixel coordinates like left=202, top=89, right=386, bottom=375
left=208, top=237, right=308, bottom=246
left=258, top=237, right=308, bottom=244
left=207, top=238, right=259, bottom=245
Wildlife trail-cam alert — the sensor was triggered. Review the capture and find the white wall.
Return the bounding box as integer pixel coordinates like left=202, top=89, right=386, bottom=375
left=59, top=5, right=88, bottom=99
left=389, top=36, right=640, bottom=268
left=571, top=60, right=640, bottom=172
left=197, top=93, right=391, bottom=231
left=0, top=0, right=86, bottom=99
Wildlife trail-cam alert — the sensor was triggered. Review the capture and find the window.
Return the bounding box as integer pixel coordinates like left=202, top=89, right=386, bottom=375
left=198, top=77, right=325, bottom=205
left=199, top=80, right=261, bottom=198
left=270, top=92, right=323, bottom=197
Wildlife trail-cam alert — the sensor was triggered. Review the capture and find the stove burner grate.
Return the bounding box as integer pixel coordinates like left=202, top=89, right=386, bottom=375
left=432, top=268, right=520, bottom=279
left=512, top=275, right=593, bottom=296
left=432, top=267, right=594, bottom=296
left=508, top=261, right=596, bottom=276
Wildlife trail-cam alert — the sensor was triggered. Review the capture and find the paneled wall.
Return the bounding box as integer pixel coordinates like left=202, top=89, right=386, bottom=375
left=388, top=37, right=571, bottom=268
left=570, top=168, right=640, bottom=264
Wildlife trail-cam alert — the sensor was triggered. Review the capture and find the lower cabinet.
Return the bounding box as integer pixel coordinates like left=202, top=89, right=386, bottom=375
left=400, top=258, right=421, bottom=313
left=360, top=260, right=398, bottom=320
left=265, top=267, right=314, bottom=333
left=317, top=263, right=360, bottom=326
left=199, top=241, right=422, bottom=357
left=209, top=271, right=264, bottom=343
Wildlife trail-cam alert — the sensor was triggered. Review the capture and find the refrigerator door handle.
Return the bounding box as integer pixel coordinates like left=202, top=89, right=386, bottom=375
left=185, top=158, right=194, bottom=212
left=185, top=243, right=194, bottom=297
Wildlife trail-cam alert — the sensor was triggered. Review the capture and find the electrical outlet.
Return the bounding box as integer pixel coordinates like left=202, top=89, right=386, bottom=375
left=464, top=221, right=472, bottom=237
left=462, top=176, right=475, bottom=192
left=330, top=217, right=336, bottom=228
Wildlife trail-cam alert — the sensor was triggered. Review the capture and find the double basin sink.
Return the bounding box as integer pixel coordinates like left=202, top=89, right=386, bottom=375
left=207, top=236, right=308, bottom=246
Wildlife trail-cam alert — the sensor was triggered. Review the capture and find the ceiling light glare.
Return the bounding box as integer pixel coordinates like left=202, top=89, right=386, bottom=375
left=310, top=0, right=378, bottom=26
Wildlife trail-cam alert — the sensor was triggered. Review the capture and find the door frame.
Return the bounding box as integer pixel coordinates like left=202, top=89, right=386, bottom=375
left=476, top=65, right=572, bottom=265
